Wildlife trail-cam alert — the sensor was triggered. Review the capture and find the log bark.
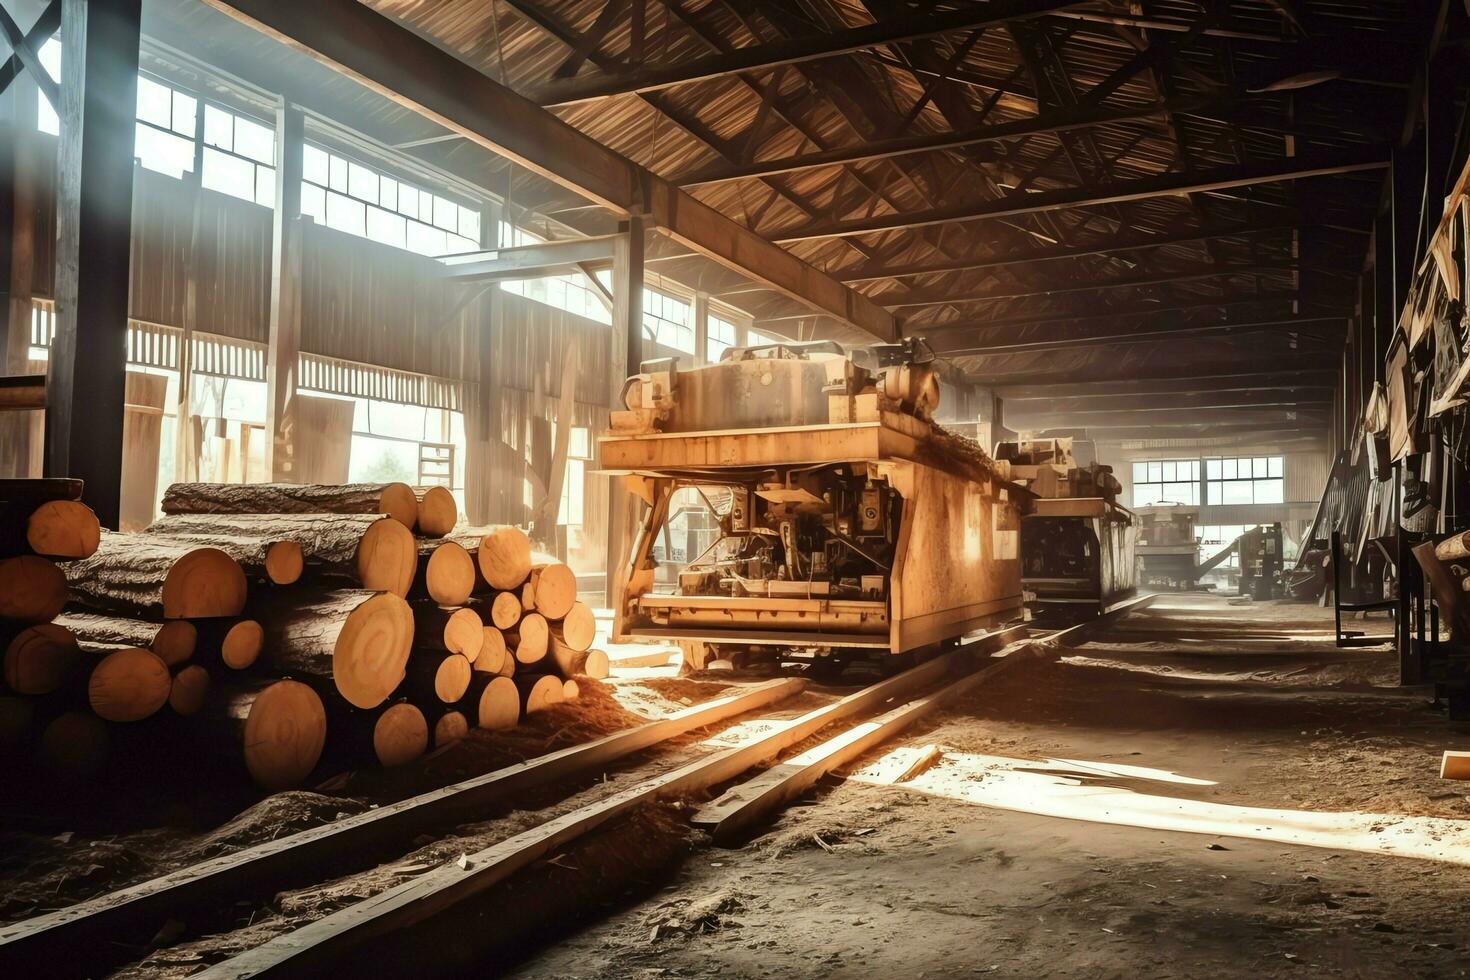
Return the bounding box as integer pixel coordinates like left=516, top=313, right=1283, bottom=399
left=550, top=601, right=596, bottom=652
left=27, top=500, right=101, bottom=560
left=253, top=590, right=414, bottom=709
left=515, top=674, right=563, bottom=715
left=414, top=486, right=458, bottom=538
left=64, top=532, right=248, bottom=619
left=527, top=562, right=577, bottom=620
left=4, top=623, right=84, bottom=694
left=399, top=653, right=473, bottom=704
left=147, top=512, right=416, bottom=596
left=476, top=526, right=533, bottom=590
left=465, top=674, right=519, bottom=730
left=413, top=540, right=476, bottom=607
left=161, top=481, right=418, bottom=529
left=88, top=647, right=172, bottom=722
left=507, top=612, right=549, bottom=666
left=549, top=641, right=609, bottom=680
left=168, top=665, right=212, bottom=716
left=0, top=555, right=68, bottom=623
left=413, top=605, right=483, bottom=661
left=55, top=612, right=198, bottom=667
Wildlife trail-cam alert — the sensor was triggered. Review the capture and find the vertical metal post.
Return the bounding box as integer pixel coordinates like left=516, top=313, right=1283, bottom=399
left=266, top=102, right=304, bottom=481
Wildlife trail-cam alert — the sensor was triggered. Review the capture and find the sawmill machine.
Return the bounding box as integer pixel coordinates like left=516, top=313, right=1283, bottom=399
left=599, top=338, right=1029, bottom=671
left=998, top=437, right=1137, bottom=621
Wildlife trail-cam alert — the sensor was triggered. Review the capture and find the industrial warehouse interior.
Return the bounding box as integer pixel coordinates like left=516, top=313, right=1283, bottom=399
left=1, top=0, right=1470, bottom=976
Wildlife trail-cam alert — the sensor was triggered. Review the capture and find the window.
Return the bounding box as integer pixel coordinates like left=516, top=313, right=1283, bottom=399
left=644, top=287, right=693, bottom=353
left=1195, top=525, right=1250, bottom=572
left=1205, top=456, right=1284, bottom=505
left=201, top=103, right=276, bottom=206
left=302, top=144, right=480, bottom=256
left=1131, top=459, right=1200, bottom=507
left=316, top=394, right=467, bottom=512
left=495, top=223, right=612, bottom=324
left=707, top=313, right=737, bottom=362
left=558, top=427, right=591, bottom=554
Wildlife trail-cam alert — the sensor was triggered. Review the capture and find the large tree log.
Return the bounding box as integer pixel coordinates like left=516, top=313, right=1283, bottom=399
left=196, top=678, right=327, bottom=790
left=526, top=562, right=577, bottom=620
left=476, top=526, right=533, bottom=590
left=40, top=710, right=109, bottom=779
left=0, top=479, right=83, bottom=559
left=550, top=601, right=596, bottom=652
left=64, top=532, right=248, bottom=619
left=473, top=628, right=507, bottom=676
left=413, top=540, right=475, bottom=607
left=194, top=619, right=265, bottom=671
left=88, top=647, right=172, bottom=722
left=55, top=612, right=198, bottom=668
left=507, top=612, right=549, bottom=666
left=27, top=500, right=101, bottom=560
left=549, top=642, right=609, bottom=680
left=161, top=481, right=418, bottom=529
left=0, top=555, right=69, bottom=622
left=414, top=486, right=458, bottom=538
left=399, top=653, right=473, bottom=704
left=4, top=624, right=84, bottom=694
left=464, top=674, right=520, bottom=730
left=253, top=590, right=414, bottom=709
left=431, top=708, right=469, bottom=748
left=146, top=513, right=416, bottom=596
left=412, top=605, right=483, bottom=661
left=515, top=674, right=563, bottom=715
left=168, top=665, right=211, bottom=716
left=320, top=695, right=429, bottom=769
left=486, top=591, right=522, bottom=630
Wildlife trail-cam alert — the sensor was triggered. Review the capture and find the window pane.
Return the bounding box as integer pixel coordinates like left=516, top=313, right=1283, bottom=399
left=136, top=77, right=172, bottom=129
left=379, top=176, right=397, bottom=212
left=254, top=164, right=275, bottom=208
left=202, top=146, right=256, bottom=201
left=303, top=144, right=329, bottom=186
left=418, top=193, right=434, bottom=224
left=203, top=104, right=233, bottom=150
left=135, top=123, right=195, bottom=179
left=458, top=208, right=480, bottom=243
left=328, top=153, right=348, bottom=192
left=233, top=115, right=274, bottom=164
left=1147, top=461, right=1161, bottom=482
left=433, top=195, right=458, bottom=231
left=301, top=182, right=327, bottom=222
left=1205, top=458, right=1220, bottom=480
left=406, top=221, right=445, bottom=255
left=348, top=161, right=377, bottom=202
left=326, top=191, right=366, bottom=236
left=398, top=185, right=418, bottom=218
left=1268, top=456, right=1283, bottom=478
left=366, top=206, right=407, bottom=249
left=1260, top=479, right=1284, bottom=503
left=171, top=90, right=197, bottom=137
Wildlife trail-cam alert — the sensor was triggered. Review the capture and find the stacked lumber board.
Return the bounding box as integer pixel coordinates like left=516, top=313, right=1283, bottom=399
left=0, top=479, right=608, bottom=794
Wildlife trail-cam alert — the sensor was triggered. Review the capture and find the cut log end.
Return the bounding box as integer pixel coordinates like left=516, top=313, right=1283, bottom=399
left=373, top=702, right=428, bottom=767
left=0, top=555, right=68, bottom=623
left=433, top=653, right=473, bottom=703
left=222, top=619, right=265, bottom=670
left=415, top=486, right=458, bottom=538
left=510, top=612, right=549, bottom=665
left=378, top=483, right=419, bottom=529
left=556, top=601, right=597, bottom=652
left=516, top=674, right=563, bottom=715
left=433, top=709, right=469, bottom=748
left=4, top=624, right=81, bottom=694
left=489, top=591, right=522, bottom=630
left=357, top=517, right=418, bottom=598
left=169, top=665, right=212, bottom=716
left=474, top=627, right=507, bottom=676
left=475, top=675, right=520, bottom=730
left=41, top=711, right=109, bottom=779
left=161, top=547, right=249, bottom=619
left=443, top=607, right=483, bottom=661
left=27, top=500, right=101, bottom=559
left=88, top=648, right=172, bottom=722
left=478, top=526, right=532, bottom=591
left=265, top=540, right=305, bottom=586
left=152, top=620, right=198, bottom=668
left=425, top=541, right=476, bottom=607
left=333, top=592, right=415, bottom=709
left=244, top=680, right=328, bottom=790
left=530, top=563, right=577, bottom=620
left=562, top=678, right=581, bottom=701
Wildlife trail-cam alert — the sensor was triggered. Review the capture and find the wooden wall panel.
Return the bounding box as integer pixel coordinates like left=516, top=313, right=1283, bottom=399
left=294, top=393, right=355, bottom=483
left=120, top=370, right=167, bottom=531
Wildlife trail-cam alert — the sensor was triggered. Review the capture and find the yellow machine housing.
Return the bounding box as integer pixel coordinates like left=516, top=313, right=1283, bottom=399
left=599, top=339, right=1028, bottom=667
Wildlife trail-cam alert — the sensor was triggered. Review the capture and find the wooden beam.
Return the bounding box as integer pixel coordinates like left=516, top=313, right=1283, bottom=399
left=526, top=0, right=1081, bottom=107
left=605, top=217, right=643, bottom=603
left=995, top=369, right=1339, bottom=399
left=1005, top=390, right=1334, bottom=414
left=437, top=235, right=618, bottom=282
left=203, top=0, right=896, bottom=341
left=0, top=0, right=60, bottom=98
left=770, top=148, right=1390, bottom=242
left=0, top=677, right=806, bottom=979
left=46, top=0, right=141, bottom=528
left=929, top=315, right=1344, bottom=356
left=0, top=2, right=58, bottom=111
left=265, top=102, right=304, bottom=482
left=881, top=263, right=1298, bottom=310
left=0, top=374, right=45, bottom=410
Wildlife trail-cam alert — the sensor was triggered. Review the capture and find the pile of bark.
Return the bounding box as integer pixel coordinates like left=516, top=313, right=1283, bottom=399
left=0, top=479, right=606, bottom=793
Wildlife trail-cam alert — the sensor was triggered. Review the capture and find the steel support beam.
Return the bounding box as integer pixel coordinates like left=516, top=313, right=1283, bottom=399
left=769, top=149, right=1389, bottom=243
left=46, top=0, right=141, bottom=528
left=437, top=235, right=619, bottom=282
left=266, top=102, right=305, bottom=481
left=881, top=263, right=1297, bottom=310
left=931, top=315, right=1344, bottom=356
left=203, top=0, right=896, bottom=342
left=525, top=0, right=1080, bottom=107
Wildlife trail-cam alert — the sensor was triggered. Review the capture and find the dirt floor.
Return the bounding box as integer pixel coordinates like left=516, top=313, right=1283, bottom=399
left=507, top=595, right=1470, bottom=979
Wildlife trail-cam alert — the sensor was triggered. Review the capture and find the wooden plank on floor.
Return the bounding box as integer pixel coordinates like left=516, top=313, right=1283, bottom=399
left=186, top=635, right=1024, bottom=978
left=0, top=677, right=805, bottom=978
left=693, top=594, right=1154, bottom=844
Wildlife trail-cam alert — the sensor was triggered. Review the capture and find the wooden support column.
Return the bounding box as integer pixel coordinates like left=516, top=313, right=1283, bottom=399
left=692, top=290, right=710, bottom=364
left=604, top=217, right=643, bottom=598
left=174, top=124, right=208, bottom=483
left=47, top=0, right=141, bottom=528
left=266, top=102, right=304, bottom=481
left=464, top=284, right=498, bottom=525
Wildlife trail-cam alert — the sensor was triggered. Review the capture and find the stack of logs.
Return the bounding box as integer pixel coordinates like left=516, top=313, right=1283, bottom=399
left=0, top=479, right=607, bottom=792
